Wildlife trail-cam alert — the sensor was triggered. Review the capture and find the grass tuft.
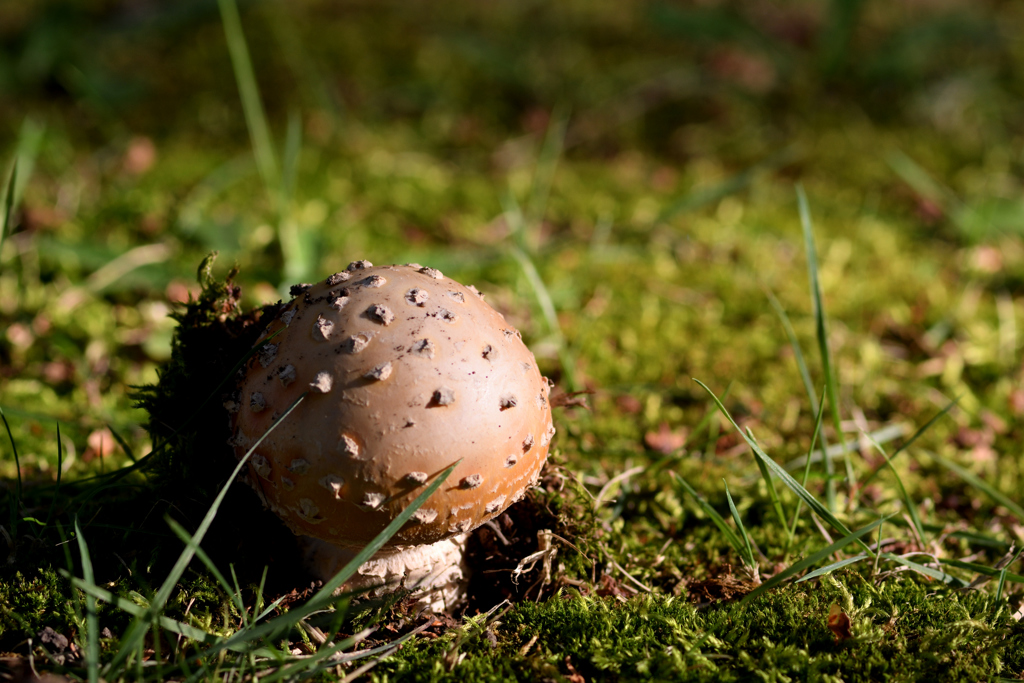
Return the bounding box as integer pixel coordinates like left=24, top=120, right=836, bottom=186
left=694, top=379, right=865, bottom=551
left=797, top=185, right=855, bottom=507
left=672, top=473, right=757, bottom=576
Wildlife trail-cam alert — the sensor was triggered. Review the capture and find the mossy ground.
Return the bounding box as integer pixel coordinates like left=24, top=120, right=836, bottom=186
left=379, top=573, right=1024, bottom=682
left=2, top=1, right=1024, bottom=680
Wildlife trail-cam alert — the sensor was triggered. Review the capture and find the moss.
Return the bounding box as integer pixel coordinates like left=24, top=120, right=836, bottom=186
left=0, top=567, right=79, bottom=645
left=375, top=571, right=1023, bottom=682
left=127, top=253, right=318, bottom=592
left=133, top=252, right=271, bottom=495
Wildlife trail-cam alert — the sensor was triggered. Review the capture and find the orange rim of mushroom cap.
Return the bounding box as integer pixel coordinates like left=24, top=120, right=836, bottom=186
left=227, top=262, right=555, bottom=549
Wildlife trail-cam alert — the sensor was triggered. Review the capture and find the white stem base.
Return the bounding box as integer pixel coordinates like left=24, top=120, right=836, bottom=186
left=300, top=534, right=469, bottom=613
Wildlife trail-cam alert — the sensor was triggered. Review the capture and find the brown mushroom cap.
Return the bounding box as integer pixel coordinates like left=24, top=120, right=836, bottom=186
left=228, top=263, right=554, bottom=550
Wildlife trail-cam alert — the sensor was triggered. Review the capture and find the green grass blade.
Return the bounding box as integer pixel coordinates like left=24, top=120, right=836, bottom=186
left=818, top=0, right=866, bottom=75
left=798, top=184, right=853, bottom=505
left=278, top=109, right=307, bottom=285
left=503, top=186, right=577, bottom=389
left=218, top=0, right=279, bottom=192
left=254, top=565, right=268, bottom=621
left=704, top=393, right=722, bottom=460
left=65, top=577, right=263, bottom=653
left=882, top=553, right=967, bottom=586
left=766, top=289, right=836, bottom=511
left=255, top=594, right=290, bottom=623
left=651, top=381, right=734, bottom=473
left=106, top=423, right=137, bottom=464
left=281, top=110, right=301, bottom=208
left=43, top=423, right=63, bottom=528
left=886, top=149, right=958, bottom=210
left=54, top=522, right=85, bottom=644
left=765, top=287, right=818, bottom=413
left=919, top=449, right=1024, bottom=521
left=502, top=189, right=528, bottom=252
left=694, top=379, right=870, bottom=553
left=0, top=406, right=22, bottom=511
left=508, top=243, right=580, bottom=391
left=193, top=460, right=458, bottom=660
left=782, top=422, right=906, bottom=471
left=862, top=397, right=958, bottom=487
left=795, top=553, right=869, bottom=583
left=108, top=392, right=308, bottom=671
left=0, top=119, right=40, bottom=265
left=724, top=480, right=755, bottom=568
left=655, top=168, right=754, bottom=224
left=260, top=622, right=431, bottom=683
left=872, top=519, right=884, bottom=575
left=508, top=246, right=560, bottom=346
left=525, top=104, right=569, bottom=238
left=742, top=517, right=886, bottom=604
left=863, top=432, right=926, bottom=545
left=10, top=118, right=44, bottom=208
left=788, top=389, right=827, bottom=546
left=997, top=547, right=1024, bottom=601
left=0, top=161, right=16, bottom=274
left=939, top=558, right=1024, bottom=585
left=294, top=460, right=459, bottom=607
left=671, top=473, right=746, bottom=560
left=888, top=150, right=986, bottom=239
left=939, top=528, right=1011, bottom=550
left=748, top=427, right=787, bottom=531
left=228, top=564, right=249, bottom=629
left=165, top=517, right=242, bottom=615
left=654, top=148, right=795, bottom=225
left=73, top=518, right=100, bottom=683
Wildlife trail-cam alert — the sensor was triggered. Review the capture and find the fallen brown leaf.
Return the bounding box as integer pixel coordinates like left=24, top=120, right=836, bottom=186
left=827, top=603, right=852, bottom=642
left=644, top=422, right=687, bottom=454
left=615, top=394, right=642, bottom=414
left=687, top=565, right=757, bottom=603
left=595, top=573, right=631, bottom=599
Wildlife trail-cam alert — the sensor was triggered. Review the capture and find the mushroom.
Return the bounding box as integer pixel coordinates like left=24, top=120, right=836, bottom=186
left=228, top=262, right=555, bottom=610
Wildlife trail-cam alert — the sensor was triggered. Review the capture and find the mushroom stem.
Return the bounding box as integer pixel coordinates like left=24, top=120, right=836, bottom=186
left=300, top=534, right=470, bottom=612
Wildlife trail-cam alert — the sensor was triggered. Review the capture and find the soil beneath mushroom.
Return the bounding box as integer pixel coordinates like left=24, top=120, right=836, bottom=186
left=462, top=471, right=574, bottom=612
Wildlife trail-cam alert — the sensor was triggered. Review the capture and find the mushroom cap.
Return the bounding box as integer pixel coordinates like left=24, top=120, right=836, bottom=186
left=228, top=263, right=555, bottom=549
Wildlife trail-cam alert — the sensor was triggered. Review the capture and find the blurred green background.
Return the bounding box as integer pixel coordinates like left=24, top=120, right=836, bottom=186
left=3, top=0, right=1024, bottom=491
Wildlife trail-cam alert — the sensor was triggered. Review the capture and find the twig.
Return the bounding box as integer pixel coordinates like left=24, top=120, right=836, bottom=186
left=481, top=520, right=510, bottom=546
left=606, top=553, right=653, bottom=593
left=594, top=466, right=645, bottom=510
